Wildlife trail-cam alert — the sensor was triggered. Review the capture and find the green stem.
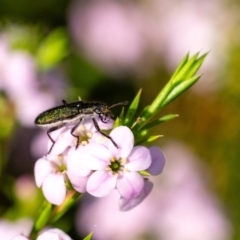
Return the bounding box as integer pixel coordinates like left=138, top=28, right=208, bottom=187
left=29, top=190, right=81, bottom=239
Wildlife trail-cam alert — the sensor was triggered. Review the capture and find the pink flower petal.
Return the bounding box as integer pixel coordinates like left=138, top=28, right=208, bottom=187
left=42, top=173, right=66, bottom=205
left=34, top=158, right=53, bottom=187
left=87, top=171, right=116, bottom=197
left=147, top=146, right=166, bottom=175
left=67, top=147, right=92, bottom=177
left=49, top=127, right=75, bottom=155
left=126, top=146, right=151, bottom=171
left=11, top=236, right=29, bottom=240
left=67, top=170, right=90, bottom=193
left=81, top=143, right=111, bottom=170
left=117, top=172, right=144, bottom=199
left=119, top=180, right=153, bottom=211
left=108, top=126, right=134, bottom=158
left=37, top=228, right=72, bottom=240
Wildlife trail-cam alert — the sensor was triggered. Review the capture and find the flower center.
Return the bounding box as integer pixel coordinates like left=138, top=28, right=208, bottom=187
left=76, top=125, right=93, bottom=146
left=50, top=154, right=66, bottom=173
left=107, top=158, right=127, bottom=174
left=109, top=160, right=121, bottom=172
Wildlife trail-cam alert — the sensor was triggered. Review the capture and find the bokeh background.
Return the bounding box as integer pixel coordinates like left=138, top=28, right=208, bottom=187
left=0, top=0, right=240, bottom=239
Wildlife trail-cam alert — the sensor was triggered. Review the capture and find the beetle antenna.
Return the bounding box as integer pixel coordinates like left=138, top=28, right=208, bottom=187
left=109, top=101, right=129, bottom=109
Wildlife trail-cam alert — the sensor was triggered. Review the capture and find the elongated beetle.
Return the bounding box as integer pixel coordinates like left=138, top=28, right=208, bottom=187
left=34, top=99, right=128, bottom=153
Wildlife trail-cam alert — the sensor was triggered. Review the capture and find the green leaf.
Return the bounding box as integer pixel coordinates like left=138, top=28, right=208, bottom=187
left=141, top=84, right=170, bottom=119
left=170, top=52, right=208, bottom=84
left=161, top=75, right=200, bottom=107
left=170, top=52, right=200, bottom=83
left=118, top=107, right=125, bottom=122
left=124, top=89, right=142, bottom=126
left=138, top=52, right=207, bottom=128
left=83, top=232, right=93, bottom=240
left=142, top=114, right=179, bottom=130
left=30, top=201, right=53, bottom=238
left=147, top=135, right=163, bottom=142
left=113, top=107, right=126, bottom=128
left=139, top=170, right=151, bottom=176
left=170, top=53, right=190, bottom=80
left=113, top=117, right=121, bottom=128
left=36, top=28, right=69, bottom=71
left=186, top=53, right=208, bottom=78
left=135, top=135, right=162, bottom=145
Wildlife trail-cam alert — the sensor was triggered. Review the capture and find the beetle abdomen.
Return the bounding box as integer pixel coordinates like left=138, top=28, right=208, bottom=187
left=35, top=106, right=80, bottom=126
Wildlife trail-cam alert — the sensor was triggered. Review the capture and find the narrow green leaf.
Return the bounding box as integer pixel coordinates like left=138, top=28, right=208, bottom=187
left=171, top=52, right=199, bottom=83
left=142, top=114, right=179, bottom=129
left=83, top=232, right=93, bottom=240
left=118, top=107, right=125, bottom=122
left=135, top=135, right=162, bottom=145
left=170, top=53, right=189, bottom=80
left=161, top=75, right=200, bottom=108
left=30, top=201, right=53, bottom=238
left=137, top=52, right=207, bottom=130
left=147, top=135, right=163, bottom=142
left=124, top=89, right=142, bottom=126
left=113, top=117, right=121, bottom=128
left=138, top=105, right=150, bottom=122
left=139, top=170, right=151, bottom=176
left=185, top=53, right=208, bottom=79
left=140, top=83, right=172, bottom=120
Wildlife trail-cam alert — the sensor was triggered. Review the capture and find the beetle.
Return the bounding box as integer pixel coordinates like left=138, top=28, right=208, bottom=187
left=34, top=99, right=128, bottom=153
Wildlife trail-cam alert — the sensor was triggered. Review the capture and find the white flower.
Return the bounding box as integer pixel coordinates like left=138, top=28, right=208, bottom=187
left=12, top=228, right=72, bottom=240
left=34, top=154, right=67, bottom=205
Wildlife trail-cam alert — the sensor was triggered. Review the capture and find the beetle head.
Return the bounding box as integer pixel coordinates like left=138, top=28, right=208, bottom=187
left=95, top=101, right=128, bottom=123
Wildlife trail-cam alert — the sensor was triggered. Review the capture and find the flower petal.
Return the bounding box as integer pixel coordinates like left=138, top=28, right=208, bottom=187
left=67, top=170, right=90, bottom=193
left=147, top=146, right=166, bottom=175
left=126, top=146, right=151, bottom=171
left=34, top=158, right=53, bottom=187
left=49, top=127, right=75, bottom=155
left=11, top=236, right=29, bottom=240
left=81, top=143, right=111, bottom=170
left=117, top=172, right=144, bottom=199
left=42, top=173, right=66, bottom=205
left=87, top=171, right=116, bottom=197
left=37, top=228, right=72, bottom=240
left=108, top=126, right=134, bottom=158
left=119, top=180, right=153, bottom=211
left=67, top=147, right=92, bottom=177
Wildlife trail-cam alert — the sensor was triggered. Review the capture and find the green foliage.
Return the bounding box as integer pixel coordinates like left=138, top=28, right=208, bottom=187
left=124, top=89, right=142, bottom=127
left=83, top=232, right=93, bottom=240
left=36, top=28, right=69, bottom=71
left=140, top=52, right=207, bottom=123
left=0, top=96, right=15, bottom=139
left=30, top=201, right=53, bottom=238
left=141, top=114, right=179, bottom=130
left=121, top=53, right=207, bottom=145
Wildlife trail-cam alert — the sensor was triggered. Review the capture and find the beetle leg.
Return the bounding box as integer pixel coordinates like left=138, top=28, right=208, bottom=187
left=47, top=123, right=66, bottom=153
left=71, top=119, right=82, bottom=149
left=92, top=118, right=118, bottom=148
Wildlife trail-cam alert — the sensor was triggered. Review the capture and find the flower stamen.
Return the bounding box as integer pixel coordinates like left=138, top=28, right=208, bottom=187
left=108, top=158, right=123, bottom=173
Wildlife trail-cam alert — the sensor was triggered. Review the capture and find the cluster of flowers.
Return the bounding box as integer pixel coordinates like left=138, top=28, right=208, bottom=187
left=34, top=117, right=166, bottom=211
